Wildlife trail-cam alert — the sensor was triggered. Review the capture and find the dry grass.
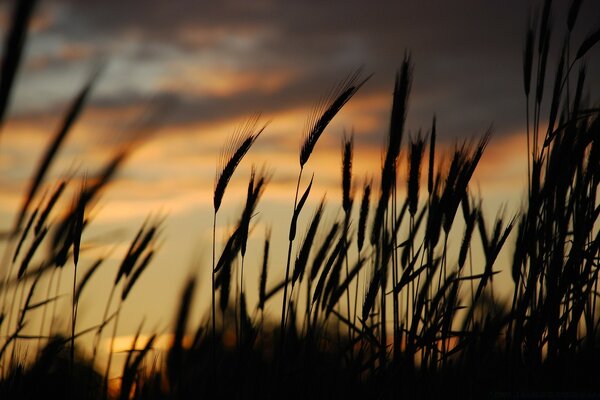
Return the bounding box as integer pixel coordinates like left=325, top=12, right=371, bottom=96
left=1, top=1, right=600, bottom=399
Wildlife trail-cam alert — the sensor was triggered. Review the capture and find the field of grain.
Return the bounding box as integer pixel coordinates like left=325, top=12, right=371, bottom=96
left=1, top=0, right=599, bottom=399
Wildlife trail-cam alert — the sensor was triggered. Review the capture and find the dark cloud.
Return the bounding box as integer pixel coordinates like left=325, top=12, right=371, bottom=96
left=6, top=0, right=600, bottom=144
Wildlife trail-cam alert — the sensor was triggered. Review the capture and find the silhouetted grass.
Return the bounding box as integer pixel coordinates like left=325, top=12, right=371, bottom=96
left=1, top=1, right=599, bottom=399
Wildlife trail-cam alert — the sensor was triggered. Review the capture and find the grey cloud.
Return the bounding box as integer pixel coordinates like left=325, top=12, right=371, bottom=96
left=7, top=0, right=600, bottom=146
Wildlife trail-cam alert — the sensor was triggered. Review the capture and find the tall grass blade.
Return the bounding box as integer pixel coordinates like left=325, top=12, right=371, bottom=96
left=13, top=69, right=100, bottom=233
left=357, top=181, right=371, bottom=252
left=258, top=227, right=271, bottom=311
left=12, top=207, right=38, bottom=264
left=17, top=226, right=47, bottom=279
left=289, top=174, right=314, bottom=242
left=74, top=258, right=104, bottom=302
left=575, top=27, right=600, bottom=60
left=428, top=115, right=436, bottom=195
left=342, top=134, right=354, bottom=214
left=407, top=133, right=425, bottom=216
left=34, top=180, right=67, bottom=235
left=0, top=0, right=37, bottom=130
left=292, top=198, right=325, bottom=286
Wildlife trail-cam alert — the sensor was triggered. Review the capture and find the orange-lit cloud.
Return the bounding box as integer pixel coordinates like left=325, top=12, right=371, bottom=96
left=159, top=62, right=297, bottom=98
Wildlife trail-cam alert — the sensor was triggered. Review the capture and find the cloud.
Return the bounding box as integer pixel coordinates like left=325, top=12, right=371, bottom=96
left=5, top=0, right=599, bottom=149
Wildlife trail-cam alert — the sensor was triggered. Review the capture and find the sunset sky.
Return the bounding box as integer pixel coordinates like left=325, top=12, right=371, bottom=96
left=1, top=0, right=600, bottom=362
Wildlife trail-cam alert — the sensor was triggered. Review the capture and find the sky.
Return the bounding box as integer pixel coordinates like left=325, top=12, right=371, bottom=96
left=1, top=0, right=600, bottom=363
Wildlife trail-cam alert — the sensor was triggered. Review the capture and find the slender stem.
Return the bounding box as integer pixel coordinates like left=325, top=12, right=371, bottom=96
left=380, top=247, right=387, bottom=368
left=409, top=215, right=416, bottom=325
left=592, top=268, right=599, bottom=339
left=506, top=272, right=520, bottom=360
left=240, top=256, right=245, bottom=300
left=284, top=283, right=296, bottom=333
left=36, top=267, right=56, bottom=359
left=352, top=248, right=361, bottom=337
left=5, top=277, right=21, bottom=352
left=436, top=233, right=449, bottom=297
left=526, top=96, right=531, bottom=196
left=379, top=208, right=387, bottom=368
left=92, top=283, right=116, bottom=367
left=0, top=234, right=18, bottom=340
left=9, top=281, right=27, bottom=369
left=238, top=255, right=245, bottom=348
left=211, top=212, right=217, bottom=371
left=48, top=267, right=63, bottom=338
left=280, top=167, right=303, bottom=350
left=104, top=302, right=122, bottom=397
left=234, top=257, right=239, bottom=350
left=210, top=211, right=217, bottom=342
left=304, top=280, right=311, bottom=336
left=468, top=245, right=475, bottom=306
left=566, top=34, right=571, bottom=117
left=71, top=262, right=78, bottom=370
left=391, top=181, right=399, bottom=364
left=343, top=215, right=352, bottom=346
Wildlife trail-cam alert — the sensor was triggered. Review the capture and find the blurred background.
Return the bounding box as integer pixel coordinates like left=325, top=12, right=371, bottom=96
left=1, top=0, right=599, bottom=359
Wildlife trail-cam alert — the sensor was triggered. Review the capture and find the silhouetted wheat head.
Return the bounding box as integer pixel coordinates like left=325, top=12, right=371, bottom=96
left=0, top=1, right=599, bottom=399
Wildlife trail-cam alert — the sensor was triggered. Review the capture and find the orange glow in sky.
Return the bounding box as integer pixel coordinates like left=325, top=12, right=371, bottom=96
left=1, top=0, right=599, bottom=361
